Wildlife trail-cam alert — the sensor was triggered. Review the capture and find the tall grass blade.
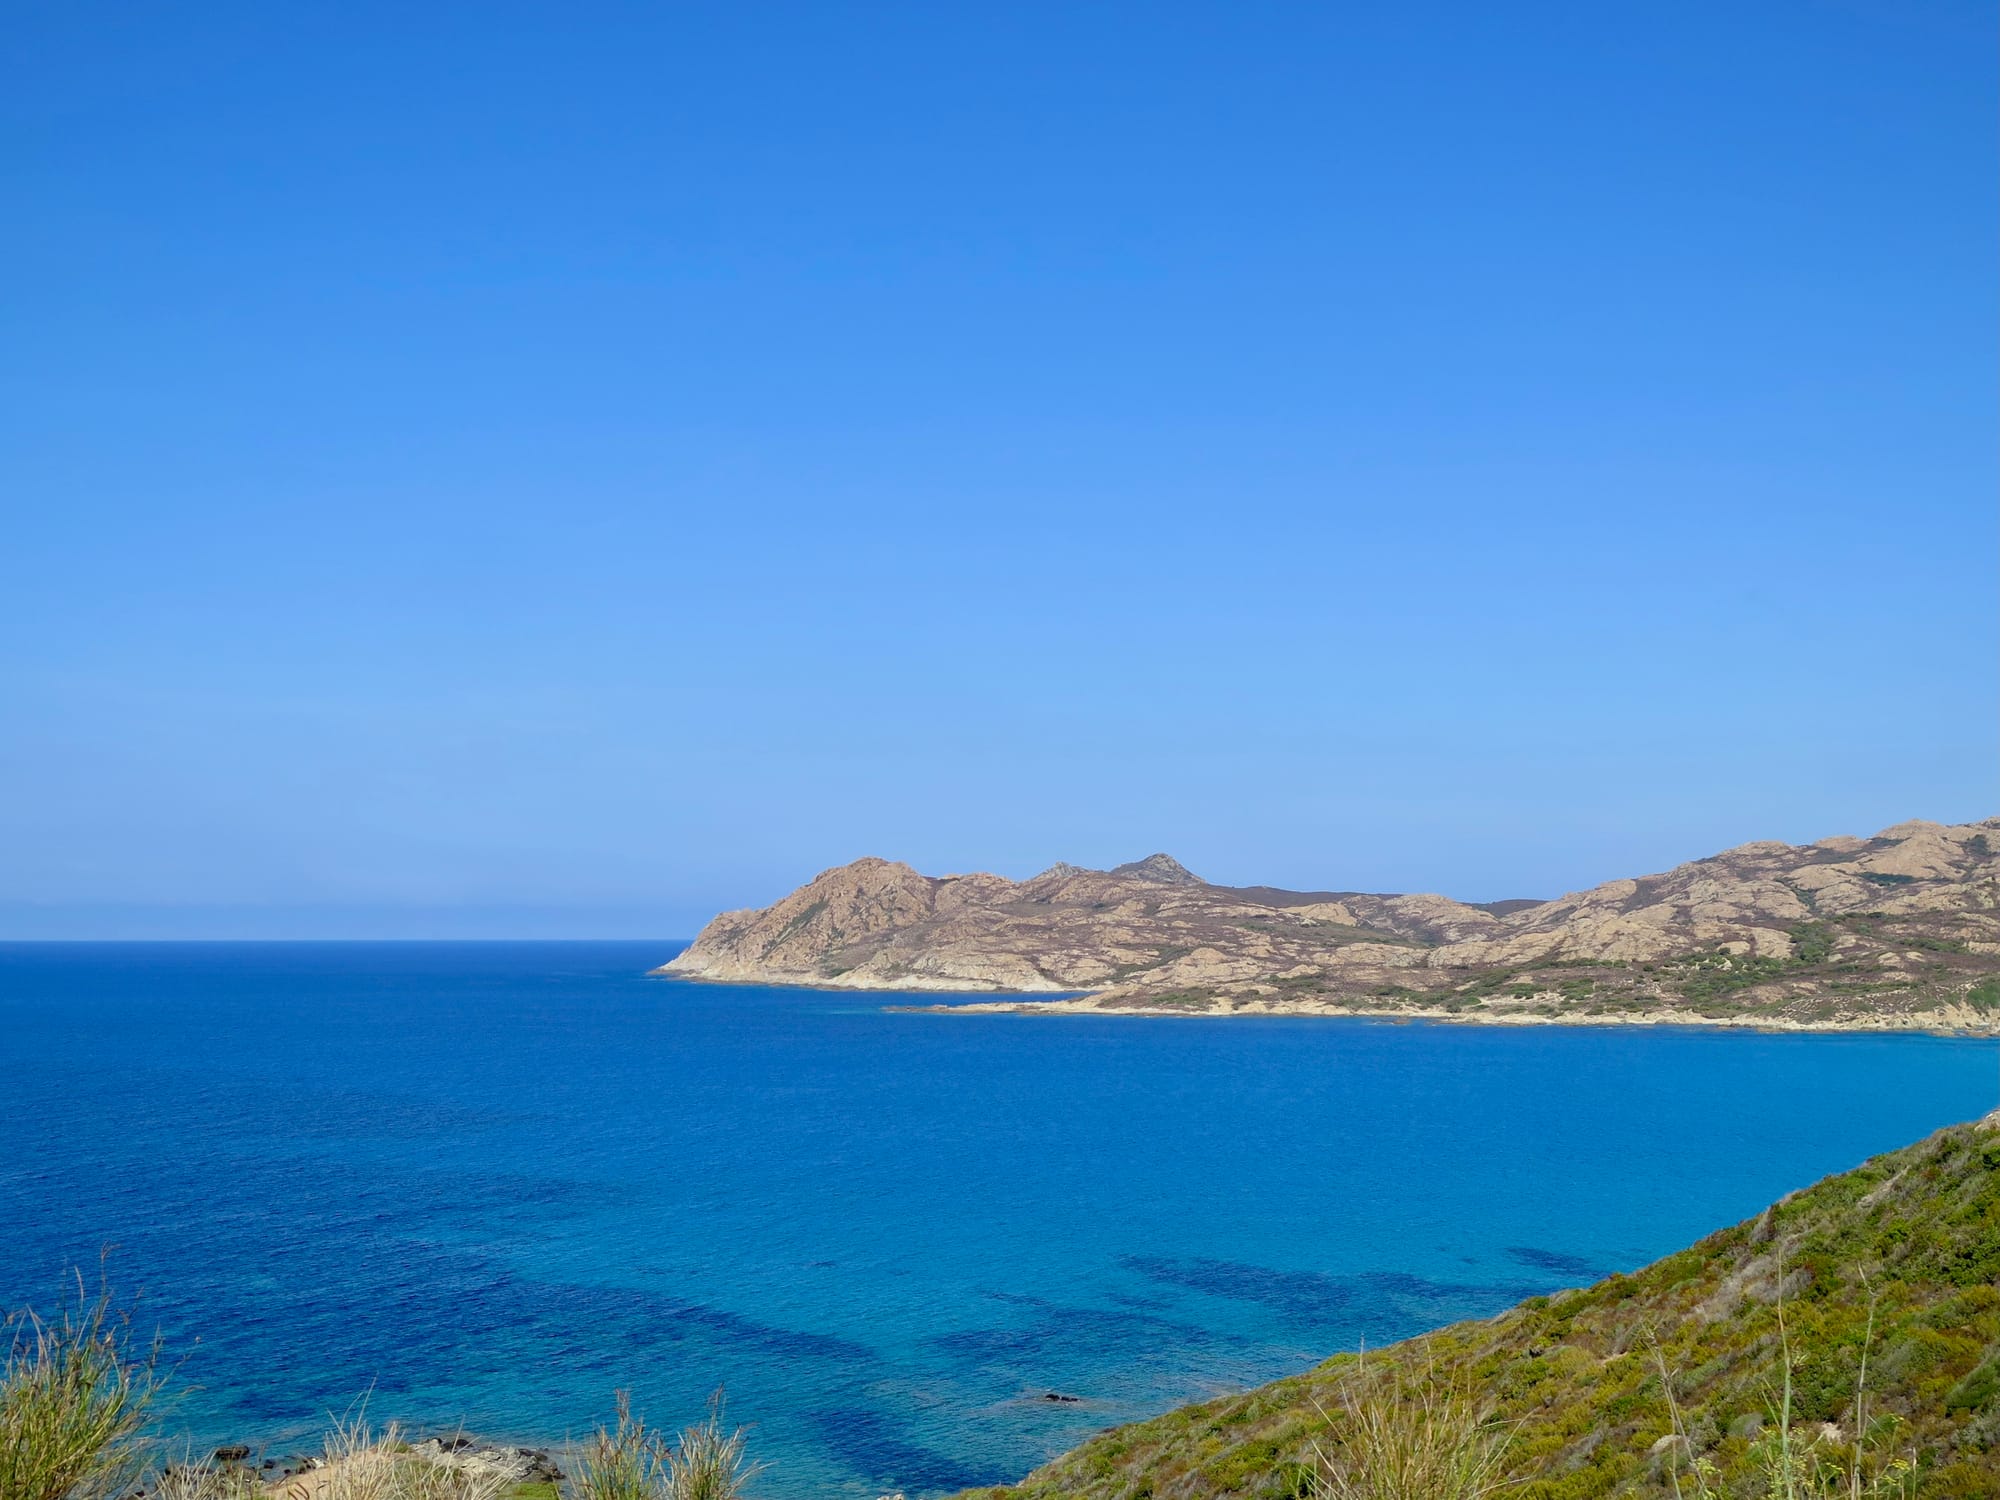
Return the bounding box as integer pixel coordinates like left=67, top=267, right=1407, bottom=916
left=0, top=1271, right=165, bottom=1500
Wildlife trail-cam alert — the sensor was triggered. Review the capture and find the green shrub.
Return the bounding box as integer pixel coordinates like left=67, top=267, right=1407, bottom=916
left=1789, top=924, right=1836, bottom=965
left=1943, top=1359, right=1997, bottom=1415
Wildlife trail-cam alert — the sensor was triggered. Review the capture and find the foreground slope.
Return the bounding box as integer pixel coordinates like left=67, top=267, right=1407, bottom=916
left=961, top=1114, right=2000, bottom=1500
left=659, top=819, right=2000, bottom=1031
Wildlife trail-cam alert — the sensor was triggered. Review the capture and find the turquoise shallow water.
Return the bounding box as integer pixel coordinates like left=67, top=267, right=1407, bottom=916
left=2, top=941, right=1996, bottom=1496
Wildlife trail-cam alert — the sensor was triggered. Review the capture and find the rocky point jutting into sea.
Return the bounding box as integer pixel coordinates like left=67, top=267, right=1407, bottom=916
left=658, top=818, right=2000, bottom=1032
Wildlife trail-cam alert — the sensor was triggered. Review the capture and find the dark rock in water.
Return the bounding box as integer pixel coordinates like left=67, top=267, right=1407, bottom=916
left=442, top=1436, right=473, bottom=1452
left=1041, top=1391, right=1081, bottom=1403
left=262, top=1461, right=276, bottom=1470
left=521, top=1449, right=565, bottom=1482
left=213, top=1446, right=250, bottom=1464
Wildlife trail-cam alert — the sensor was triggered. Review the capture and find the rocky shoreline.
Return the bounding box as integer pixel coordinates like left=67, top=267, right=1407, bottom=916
left=135, top=1438, right=566, bottom=1500
left=888, top=991, right=2000, bottom=1035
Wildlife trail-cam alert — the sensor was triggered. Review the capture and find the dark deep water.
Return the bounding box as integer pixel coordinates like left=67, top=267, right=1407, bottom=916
left=2, top=941, right=1994, bottom=1496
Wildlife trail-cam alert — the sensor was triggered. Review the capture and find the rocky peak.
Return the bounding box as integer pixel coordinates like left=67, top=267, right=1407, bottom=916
left=1111, top=854, right=1204, bottom=886
left=1032, top=862, right=1088, bottom=881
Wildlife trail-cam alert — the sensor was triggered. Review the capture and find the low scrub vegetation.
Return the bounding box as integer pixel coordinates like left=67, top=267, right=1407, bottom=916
left=0, top=1293, right=759, bottom=1500
left=962, top=1117, right=2000, bottom=1499
left=1304, top=1358, right=1516, bottom=1500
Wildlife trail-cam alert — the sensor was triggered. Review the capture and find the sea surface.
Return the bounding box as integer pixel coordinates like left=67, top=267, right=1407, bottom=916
left=2, top=942, right=1995, bottom=1497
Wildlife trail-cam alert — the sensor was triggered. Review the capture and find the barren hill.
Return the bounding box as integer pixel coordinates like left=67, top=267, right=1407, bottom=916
left=658, top=818, right=2000, bottom=1031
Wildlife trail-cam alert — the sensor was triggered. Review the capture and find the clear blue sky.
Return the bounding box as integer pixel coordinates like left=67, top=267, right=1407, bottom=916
left=3, top=2, right=1993, bottom=939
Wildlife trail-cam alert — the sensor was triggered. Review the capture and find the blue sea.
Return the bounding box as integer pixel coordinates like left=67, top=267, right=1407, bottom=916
left=3, top=942, right=1995, bottom=1497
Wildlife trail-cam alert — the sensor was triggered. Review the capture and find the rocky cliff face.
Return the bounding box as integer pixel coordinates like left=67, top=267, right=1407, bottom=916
left=659, top=819, right=2000, bottom=1029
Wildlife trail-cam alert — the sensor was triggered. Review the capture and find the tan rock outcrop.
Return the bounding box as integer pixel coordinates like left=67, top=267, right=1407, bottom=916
left=659, top=819, right=2000, bottom=1030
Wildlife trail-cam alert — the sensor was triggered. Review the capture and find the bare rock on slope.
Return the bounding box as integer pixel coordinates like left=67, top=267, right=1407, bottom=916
left=659, top=819, right=2000, bottom=1029
left=1440, top=818, right=1998, bottom=968
left=1110, top=853, right=1205, bottom=885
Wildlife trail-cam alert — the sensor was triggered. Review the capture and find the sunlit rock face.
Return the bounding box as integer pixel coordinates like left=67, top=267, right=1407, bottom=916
left=660, top=820, right=2000, bottom=1029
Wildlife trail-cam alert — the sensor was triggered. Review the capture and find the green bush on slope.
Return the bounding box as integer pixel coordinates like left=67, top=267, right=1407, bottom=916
left=962, top=1117, right=2000, bottom=1500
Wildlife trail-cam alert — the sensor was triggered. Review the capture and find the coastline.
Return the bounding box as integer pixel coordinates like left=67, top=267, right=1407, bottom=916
left=652, top=967, right=2000, bottom=1037
left=647, top=962, right=1081, bottom=996
left=884, top=992, right=2000, bottom=1036
left=647, top=964, right=1087, bottom=1000
left=656, top=821, right=2000, bottom=1046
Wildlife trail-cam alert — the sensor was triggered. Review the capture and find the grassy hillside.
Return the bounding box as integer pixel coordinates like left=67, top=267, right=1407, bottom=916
left=963, top=1114, right=2000, bottom=1499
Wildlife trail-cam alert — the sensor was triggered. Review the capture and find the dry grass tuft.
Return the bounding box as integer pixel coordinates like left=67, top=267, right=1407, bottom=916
left=160, top=1411, right=512, bottom=1500
left=151, top=1450, right=263, bottom=1500
left=575, top=1393, right=672, bottom=1500
left=1308, top=1353, right=1517, bottom=1500
left=574, top=1391, right=763, bottom=1500
left=0, top=1271, right=166, bottom=1500
left=662, top=1393, right=762, bottom=1500
left=287, top=1413, right=511, bottom=1500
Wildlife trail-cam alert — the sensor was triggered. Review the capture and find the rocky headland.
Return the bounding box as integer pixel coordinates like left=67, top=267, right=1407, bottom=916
left=658, top=818, right=2000, bottom=1032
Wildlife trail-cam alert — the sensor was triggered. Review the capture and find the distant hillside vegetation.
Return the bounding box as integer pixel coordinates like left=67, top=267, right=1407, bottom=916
left=961, top=1114, right=2000, bottom=1499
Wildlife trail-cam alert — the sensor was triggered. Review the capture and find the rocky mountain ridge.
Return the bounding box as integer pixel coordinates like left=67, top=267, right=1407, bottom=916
left=658, top=818, right=2000, bottom=1030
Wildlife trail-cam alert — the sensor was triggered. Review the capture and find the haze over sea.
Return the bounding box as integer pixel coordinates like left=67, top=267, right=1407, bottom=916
left=4, top=942, right=1995, bottom=1498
